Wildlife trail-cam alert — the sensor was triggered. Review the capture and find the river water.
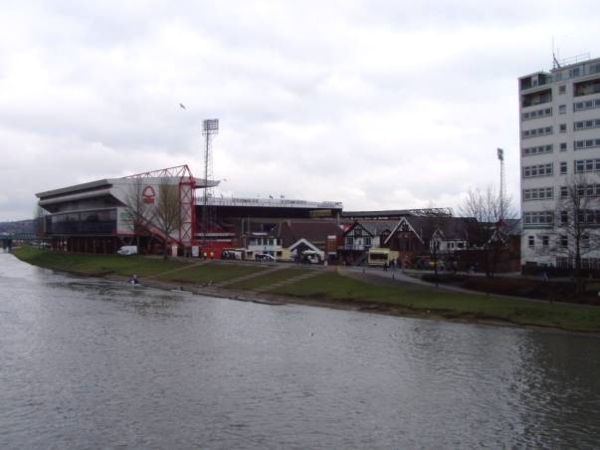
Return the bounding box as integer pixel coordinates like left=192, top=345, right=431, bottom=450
left=1, top=253, right=599, bottom=449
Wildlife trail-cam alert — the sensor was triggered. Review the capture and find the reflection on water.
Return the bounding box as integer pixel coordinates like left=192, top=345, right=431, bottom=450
left=1, top=253, right=599, bottom=449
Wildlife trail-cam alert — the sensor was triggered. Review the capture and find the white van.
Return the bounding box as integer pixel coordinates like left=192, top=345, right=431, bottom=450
left=301, top=250, right=322, bottom=264
left=117, top=245, right=138, bottom=256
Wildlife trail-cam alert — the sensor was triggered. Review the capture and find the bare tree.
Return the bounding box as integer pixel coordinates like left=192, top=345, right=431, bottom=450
left=33, top=205, right=46, bottom=238
left=154, top=183, right=181, bottom=258
left=537, top=173, right=600, bottom=290
left=125, top=177, right=153, bottom=244
left=458, top=185, right=519, bottom=276
left=420, top=208, right=453, bottom=285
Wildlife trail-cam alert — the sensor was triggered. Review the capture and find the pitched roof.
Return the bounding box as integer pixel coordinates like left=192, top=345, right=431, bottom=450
left=344, top=220, right=398, bottom=236
left=387, top=216, right=479, bottom=243
left=276, top=220, right=342, bottom=247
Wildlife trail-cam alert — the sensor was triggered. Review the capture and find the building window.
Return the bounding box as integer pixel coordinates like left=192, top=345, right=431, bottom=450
left=560, top=186, right=568, bottom=198
left=560, top=235, right=568, bottom=248
left=581, top=183, right=600, bottom=197
left=573, top=99, right=600, bottom=111
left=560, top=142, right=567, bottom=151
left=528, top=236, right=535, bottom=247
left=574, top=118, right=600, bottom=131
left=582, top=234, right=590, bottom=248
left=522, top=144, right=553, bottom=156
left=523, top=187, right=554, bottom=201
left=523, top=163, right=553, bottom=178
left=522, top=107, right=552, bottom=121
left=560, top=123, right=567, bottom=133
left=523, top=211, right=553, bottom=226
left=559, top=104, right=566, bottom=114
left=575, top=158, right=600, bottom=173
left=522, top=126, right=553, bottom=139
left=542, top=235, right=549, bottom=247
left=578, top=210, right=600, bottom=225
left=574, top=139, right=600, bottom=150
left=560, top=210, right=568, bottom=225
left=590, top=63, right=600, bottom=75
left=559, top=85, right=566, bottom=94
left=559, top=162, right=567, bottom=175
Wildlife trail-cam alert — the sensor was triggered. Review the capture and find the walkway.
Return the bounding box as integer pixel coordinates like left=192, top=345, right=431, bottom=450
left=338, top=266, right=587, bottom=305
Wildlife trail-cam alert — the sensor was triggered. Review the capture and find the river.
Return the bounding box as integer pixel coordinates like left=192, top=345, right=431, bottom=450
left=1, top=252, right=599, bottom=449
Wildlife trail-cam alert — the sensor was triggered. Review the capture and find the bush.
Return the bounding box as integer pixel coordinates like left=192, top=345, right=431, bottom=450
left=421, top=273, right=467, bottom=283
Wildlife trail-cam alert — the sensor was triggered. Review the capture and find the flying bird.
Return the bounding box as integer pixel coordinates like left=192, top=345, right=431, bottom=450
left=179, top=103, right=186, bottom=110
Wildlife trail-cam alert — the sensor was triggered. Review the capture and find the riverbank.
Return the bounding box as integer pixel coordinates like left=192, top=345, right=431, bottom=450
left=11, top=247, right=600, bottom=333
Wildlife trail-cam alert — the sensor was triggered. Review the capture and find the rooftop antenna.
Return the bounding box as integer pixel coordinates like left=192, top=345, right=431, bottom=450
left=497, top=148, right=506, bottom=220
left=552, top=36, right=561, bottom=69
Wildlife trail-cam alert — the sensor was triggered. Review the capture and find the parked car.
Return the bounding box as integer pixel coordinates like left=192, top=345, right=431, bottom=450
left=301, top=250, right=322, bottom=264
left=255, top=253, right=276, bottom=262
left=117, top=245, right=138, bottom=256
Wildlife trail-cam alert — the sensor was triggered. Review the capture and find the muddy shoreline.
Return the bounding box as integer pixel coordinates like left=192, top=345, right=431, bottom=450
left=112, top=275, right=542, bottom=332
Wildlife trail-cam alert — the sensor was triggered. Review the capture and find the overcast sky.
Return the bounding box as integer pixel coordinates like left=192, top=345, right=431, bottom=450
left=1, top=0, right=598, bottom=221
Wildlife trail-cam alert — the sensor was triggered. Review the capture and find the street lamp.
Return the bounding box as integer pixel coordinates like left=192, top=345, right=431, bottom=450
left=497, top=148, right=506, bottom=220
left=429, top=236, right=441, bottom=286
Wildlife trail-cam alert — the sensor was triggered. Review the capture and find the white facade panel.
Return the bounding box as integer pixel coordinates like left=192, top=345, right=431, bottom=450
left=519, top=56, right=600, bottom=268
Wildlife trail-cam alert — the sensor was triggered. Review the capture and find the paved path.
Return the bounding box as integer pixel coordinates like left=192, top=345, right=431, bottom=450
left=338, top=266, right=553, bottom=302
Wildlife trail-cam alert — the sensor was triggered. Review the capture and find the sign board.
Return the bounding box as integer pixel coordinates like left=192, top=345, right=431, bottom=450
left=116, top=207, right=134, bottom=235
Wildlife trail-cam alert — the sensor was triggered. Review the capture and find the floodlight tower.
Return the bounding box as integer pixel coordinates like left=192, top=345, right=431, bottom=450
left=497, top=148, right=506, bottom=220
left=201, top=119, right=219, bottom=247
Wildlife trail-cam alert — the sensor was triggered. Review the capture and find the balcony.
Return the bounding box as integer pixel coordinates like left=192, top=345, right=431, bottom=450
left=521, top=89, right=552, bottom=108
left=574, top=78, right=600, bottom=97
left=520, top=73, right=552, bottom=91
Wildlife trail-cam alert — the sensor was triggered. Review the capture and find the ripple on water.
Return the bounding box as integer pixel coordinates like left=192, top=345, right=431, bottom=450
left=0, top=254, right=599, bottom=449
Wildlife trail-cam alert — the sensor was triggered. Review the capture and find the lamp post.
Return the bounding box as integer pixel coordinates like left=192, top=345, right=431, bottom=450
left=431, top=236, right=441, bottom=287
left=201, top=119, right=219, bottom=250
left=497, top=148, right=505, bottom=220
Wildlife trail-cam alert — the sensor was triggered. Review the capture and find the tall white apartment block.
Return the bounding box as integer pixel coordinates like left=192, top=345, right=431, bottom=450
left=519, top=55, right=600, bottom=268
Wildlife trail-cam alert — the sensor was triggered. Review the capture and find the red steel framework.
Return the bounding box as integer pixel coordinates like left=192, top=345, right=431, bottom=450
left=125, top=164, right=197, bottom=246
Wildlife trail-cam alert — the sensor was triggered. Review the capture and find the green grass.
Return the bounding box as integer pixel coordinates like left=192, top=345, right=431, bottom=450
left=153, top=261, right=264, bottom=284
left=224, top=267, right=310, bottom=290
left=272, top=272, right=600, bottom=332
left=12, top=247, right=186, bottom=277
left=12, top=248, right=600, bottom=333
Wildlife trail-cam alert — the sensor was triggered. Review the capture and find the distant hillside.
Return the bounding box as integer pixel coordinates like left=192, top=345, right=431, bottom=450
left=0, top=219, right=35, bottom=234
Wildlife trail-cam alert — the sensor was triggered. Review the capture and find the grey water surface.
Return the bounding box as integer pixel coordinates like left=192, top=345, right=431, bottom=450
left=1, top=252, right=599, bottom=449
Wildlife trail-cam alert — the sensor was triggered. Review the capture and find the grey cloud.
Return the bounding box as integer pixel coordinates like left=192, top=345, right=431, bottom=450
left=0, top=0, right=598, bottom=220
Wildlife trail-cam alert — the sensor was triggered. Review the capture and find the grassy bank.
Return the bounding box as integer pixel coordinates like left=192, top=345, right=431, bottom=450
left=12, top=247, right=600, bottom=333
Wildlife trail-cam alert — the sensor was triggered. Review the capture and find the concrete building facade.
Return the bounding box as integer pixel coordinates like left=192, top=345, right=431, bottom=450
left=519, top=54, right=600, bottom=269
